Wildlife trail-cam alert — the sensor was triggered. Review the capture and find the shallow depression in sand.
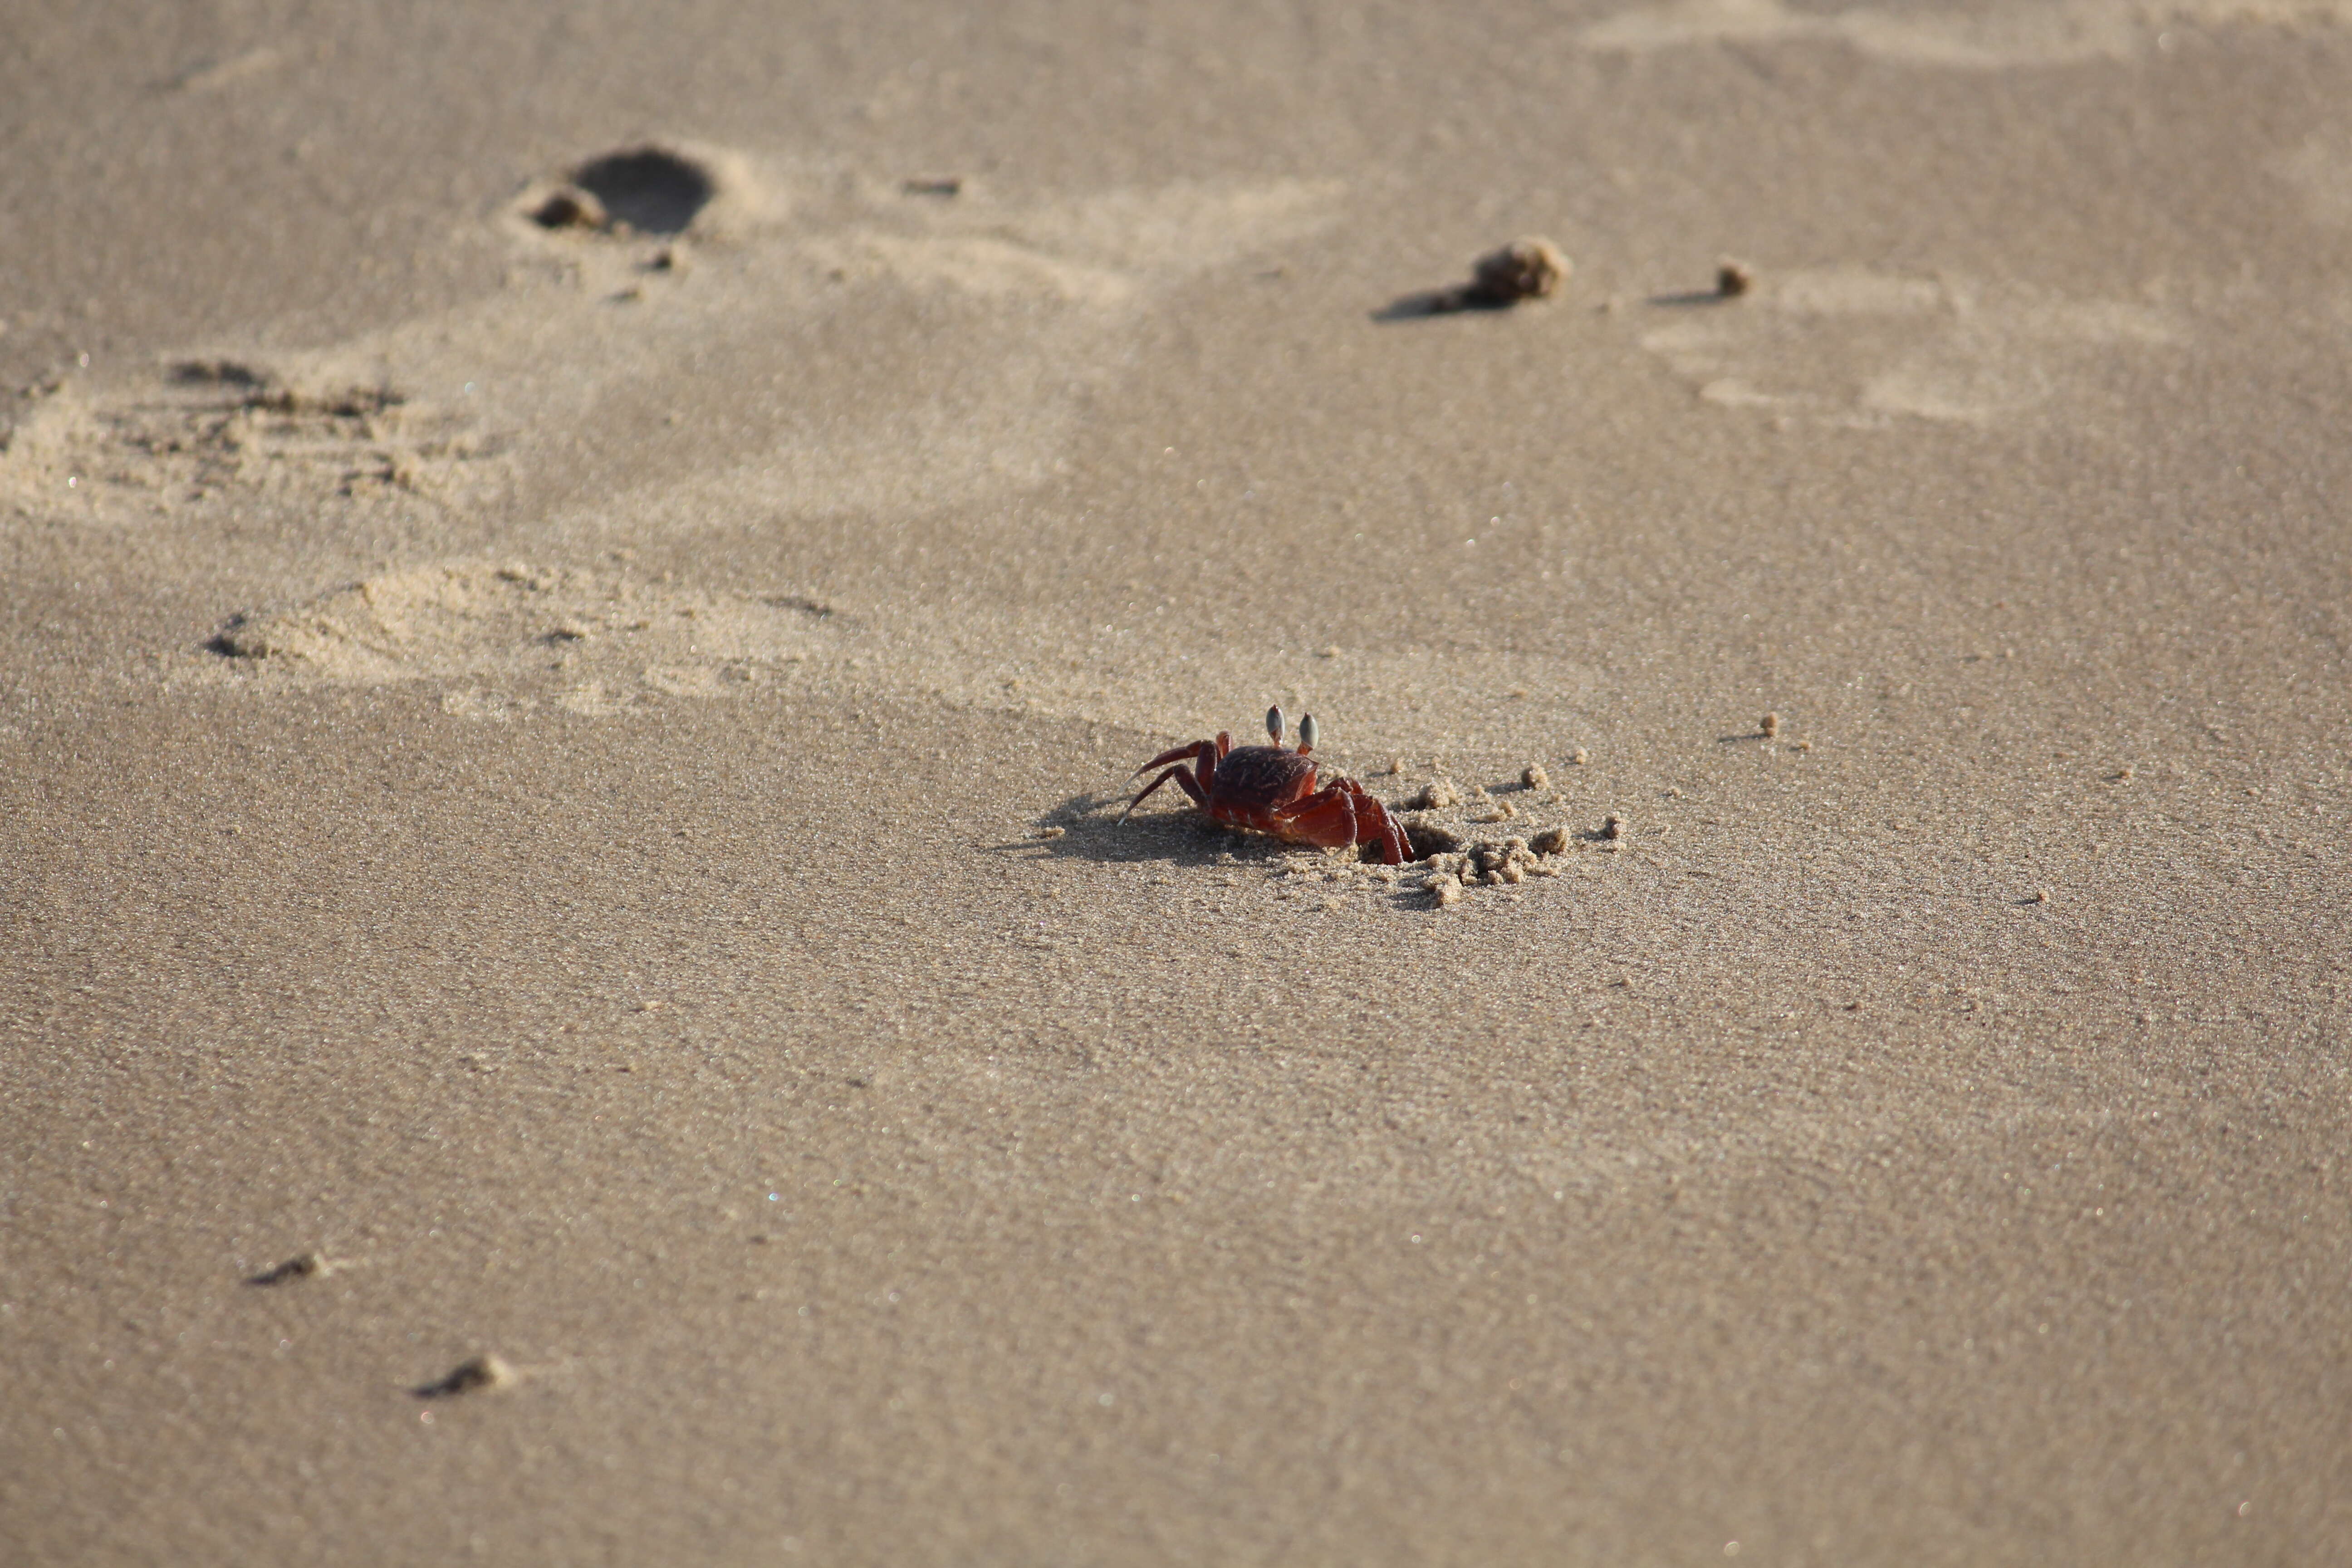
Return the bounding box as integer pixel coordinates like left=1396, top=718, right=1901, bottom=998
left=201, top=559, right=842, bottom=716
left=0, top=359, right=495, bottom=520
left=570, top=148, right=715, bottom=235
left=1638, top=267, right=2182, bottom=427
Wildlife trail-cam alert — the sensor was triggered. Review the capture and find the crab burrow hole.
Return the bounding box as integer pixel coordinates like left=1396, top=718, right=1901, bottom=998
left=530, top=146, right=716, bottom=235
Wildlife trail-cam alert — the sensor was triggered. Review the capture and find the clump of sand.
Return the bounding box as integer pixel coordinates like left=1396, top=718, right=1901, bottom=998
left=1466, top=238, right=1571, bottom=305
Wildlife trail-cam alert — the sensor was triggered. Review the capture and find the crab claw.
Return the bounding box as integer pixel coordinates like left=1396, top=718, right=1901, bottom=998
left=1266, top=705, right=1285, bottom=745
left=1297, top=713, right=1318, bottom=754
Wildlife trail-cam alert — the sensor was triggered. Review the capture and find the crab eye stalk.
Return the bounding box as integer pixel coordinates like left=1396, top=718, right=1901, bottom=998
left=1265, top=705, right=1285, bottom=745
left=1298, top=713, right=1318, bottom=752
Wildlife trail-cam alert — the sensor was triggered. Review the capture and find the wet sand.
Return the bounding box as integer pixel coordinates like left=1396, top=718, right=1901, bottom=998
left=3, top=3, right=2348, bottom=1562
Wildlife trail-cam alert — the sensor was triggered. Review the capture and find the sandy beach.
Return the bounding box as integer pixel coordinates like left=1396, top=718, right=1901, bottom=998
left=4, top=2, right=2348, bottom=1562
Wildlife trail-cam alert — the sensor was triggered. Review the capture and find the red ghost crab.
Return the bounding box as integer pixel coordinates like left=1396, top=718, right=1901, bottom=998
left=1122, top=706, right=1414, bottom=865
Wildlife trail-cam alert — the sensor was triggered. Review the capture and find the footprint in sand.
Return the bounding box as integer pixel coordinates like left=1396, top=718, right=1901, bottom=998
left=202, top=559, right=845, bottom=719
left=0, top=358, right=499, bottom=520
left=9, top=140, right=1342, bottom=539
left=41, top=140, right=1364, bottom=737
left=1637, top=267, right=2181, bottom=428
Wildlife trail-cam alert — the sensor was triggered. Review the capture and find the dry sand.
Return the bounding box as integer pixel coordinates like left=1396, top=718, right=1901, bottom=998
left=4, top=3, right=2349, bottom=1563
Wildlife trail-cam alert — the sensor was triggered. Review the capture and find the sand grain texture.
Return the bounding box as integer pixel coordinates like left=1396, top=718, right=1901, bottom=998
left=4, top=2, right=2348, bottom=1564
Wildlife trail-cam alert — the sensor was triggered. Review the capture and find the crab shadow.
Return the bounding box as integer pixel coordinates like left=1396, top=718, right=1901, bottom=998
left=987, top=792, right=1447, bottom=913
left=989, top=791, right=1322, bottom=867
left=1372, top=285, right=1515, bottom=322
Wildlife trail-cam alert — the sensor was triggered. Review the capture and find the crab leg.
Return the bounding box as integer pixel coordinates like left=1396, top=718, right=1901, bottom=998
left=1121, top=759, right=1209, bottom=822
left=1272, top=783, right=1361, bottom=847
left=1275, top=778, right=1411, bottom=864
left=1330, top=776, right=1412, bottom=864
left=1133, top=741, right=1208, bottom=775
left=1131, top=731, right=1232, bottom=776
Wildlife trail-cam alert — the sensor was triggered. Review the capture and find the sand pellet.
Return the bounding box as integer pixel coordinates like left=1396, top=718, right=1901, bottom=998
left=1467, top=238, right=1570, bottom=305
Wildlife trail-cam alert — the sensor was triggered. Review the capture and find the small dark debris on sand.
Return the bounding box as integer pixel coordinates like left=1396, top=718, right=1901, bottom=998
left=531, top=186, right=609, bottom=231
left=413, top=1354, right=516, bottom=1400
left=167, top=360, right=402, bottom=421
left=1602, top=813, right=1626, bottom=840
left=246, top=384, right=402, bottom=419
left=246, top=1251, right=340, bottom=1287
left=1717, top=258, right=1756, bottom=298
left=169, top=359, right=269, bottom=388
left=1382, top=238, right=1570, bottom=318
left=1467, top=239, right=1571, bottom=306
left=1760, top=711, right=1780, bottom=738
left=902, top=177, right=963, bottom=198
left=210, top=611, right=278, bottom=660
left=760, top=593, right=835, bottom=618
